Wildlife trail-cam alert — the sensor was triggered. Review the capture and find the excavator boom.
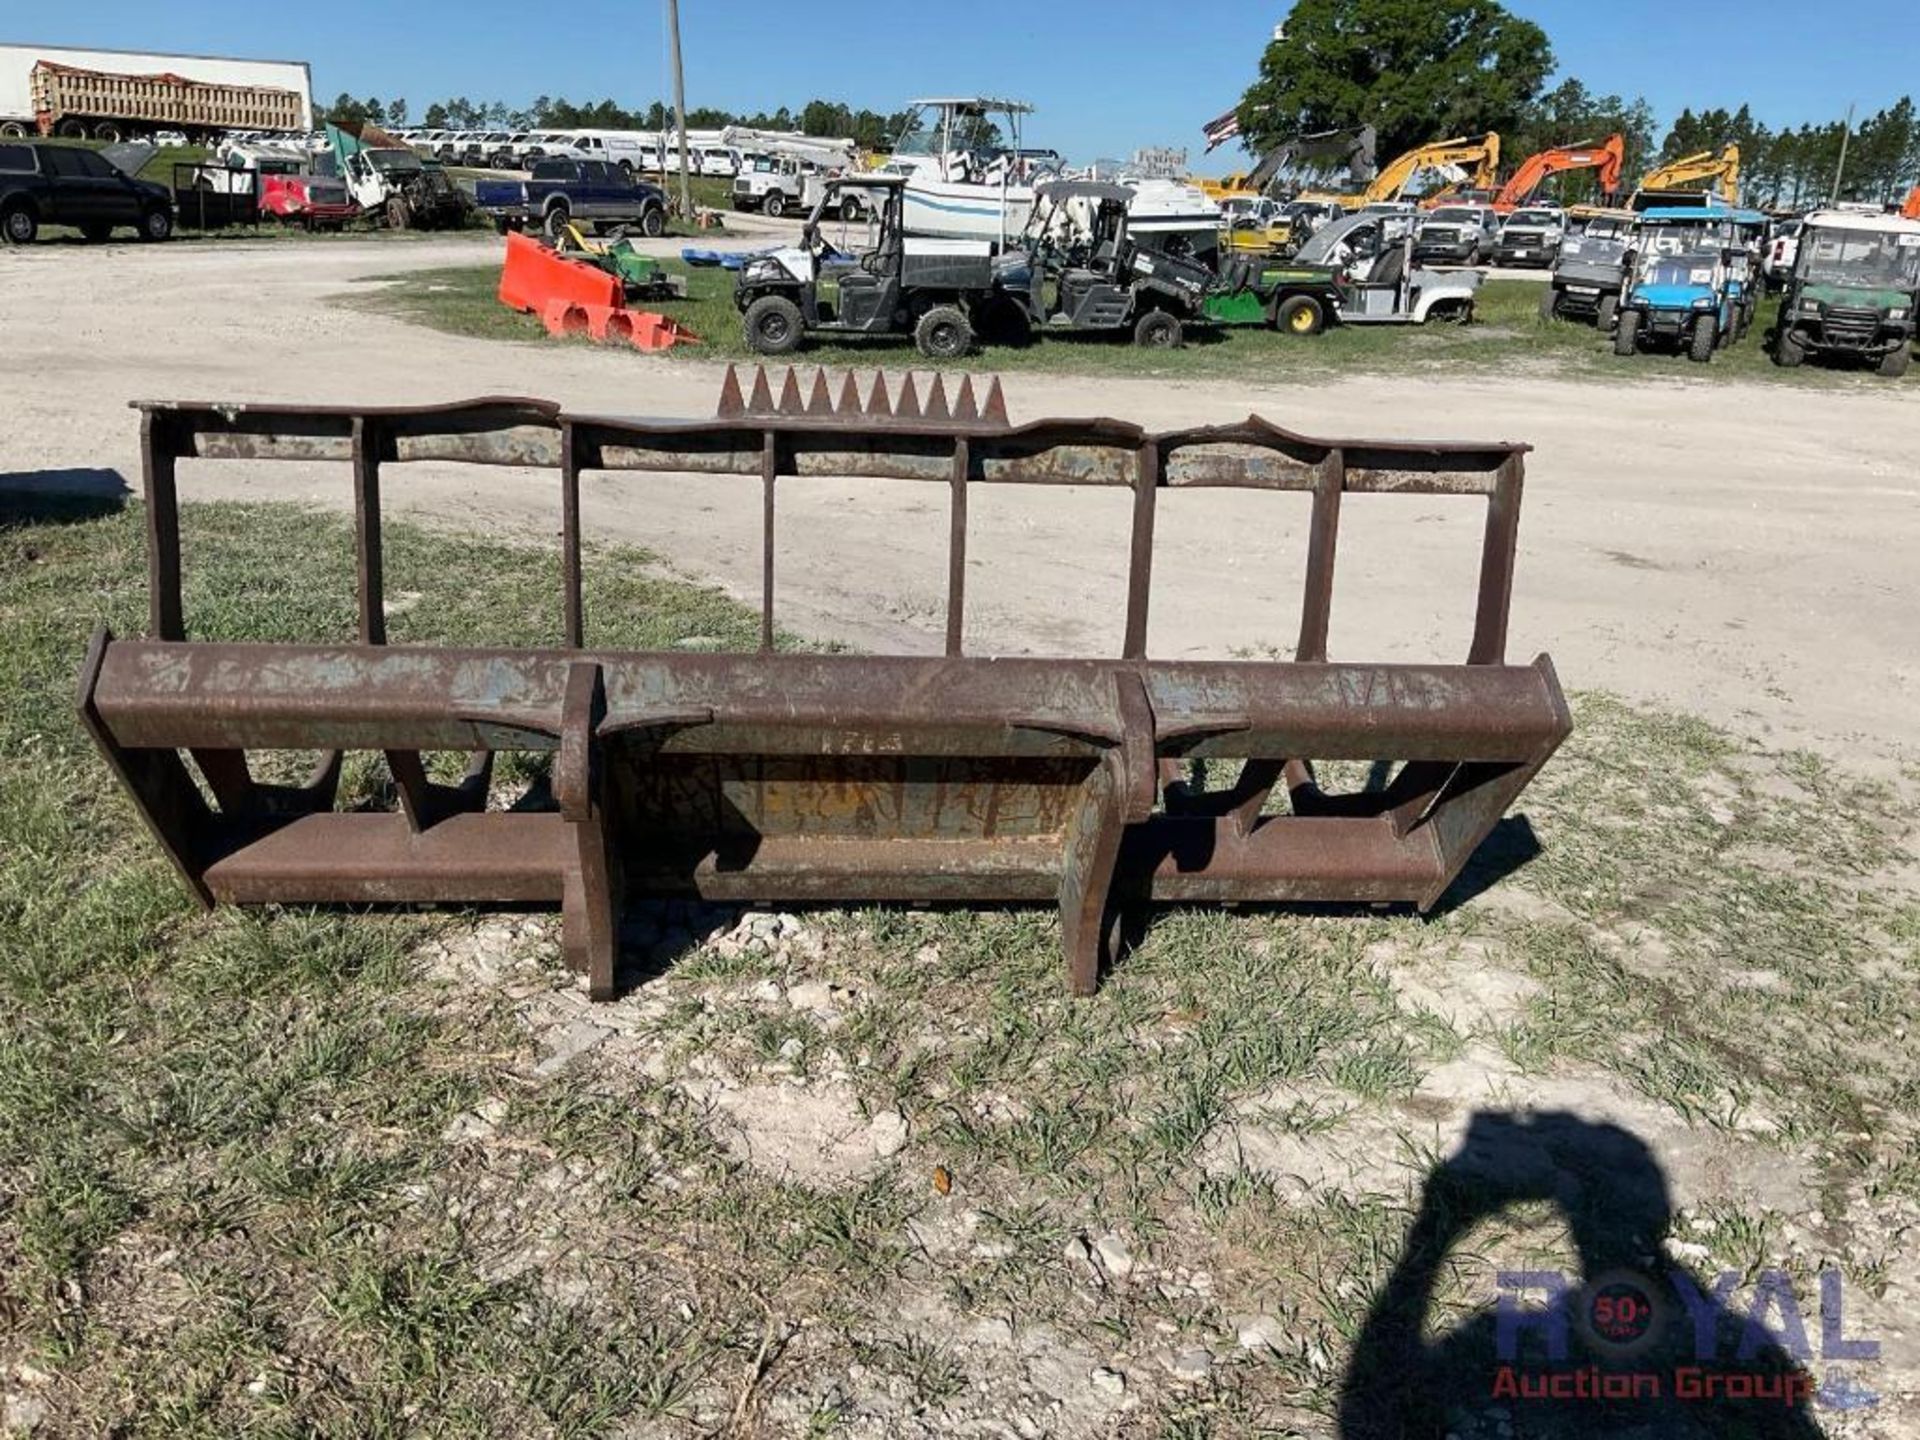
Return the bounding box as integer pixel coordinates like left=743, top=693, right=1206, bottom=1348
left=1493, top=135, right=1625, bottom=211
left=1637, top=144, right=1740, bottom=203
left=1364, top=133, right=1502, bottom=204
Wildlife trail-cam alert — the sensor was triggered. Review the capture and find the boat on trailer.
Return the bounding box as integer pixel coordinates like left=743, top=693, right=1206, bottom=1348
left=885, top=97, right=1059, bottom=245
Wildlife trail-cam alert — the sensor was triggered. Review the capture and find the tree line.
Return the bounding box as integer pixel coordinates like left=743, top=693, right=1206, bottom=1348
left=1234, top=0, right=1919, bottom=206
left=325, top=93, right=915, bottom=149
left=1661, top=99, right=1918, bottom=208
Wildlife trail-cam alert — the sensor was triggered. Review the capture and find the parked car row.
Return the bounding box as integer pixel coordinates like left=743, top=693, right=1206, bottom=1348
left=390, top=128, right=749, bottom=178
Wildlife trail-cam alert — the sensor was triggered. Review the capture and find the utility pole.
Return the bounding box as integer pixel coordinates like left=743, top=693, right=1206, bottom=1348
left=665, top=0, right=693, bottom=220
left=1830, top=101, right=1855, bottom=205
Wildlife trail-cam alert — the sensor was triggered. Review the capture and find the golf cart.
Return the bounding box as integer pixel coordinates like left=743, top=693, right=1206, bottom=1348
left=1613, top=208, right=1756, bottom=362
left=1771, top=209, right=1920, bottom=377
left=1268, top=211, right=1482, bottom=331
left=1000, top=179, right=1216, bottom=347
left=1541, top=209, right=1635, bottom=327
left=732, top=174, right=999, bottom=358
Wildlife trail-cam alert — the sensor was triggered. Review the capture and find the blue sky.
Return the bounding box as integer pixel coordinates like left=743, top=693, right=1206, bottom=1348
left=18, top=0, right=1906, bottom=168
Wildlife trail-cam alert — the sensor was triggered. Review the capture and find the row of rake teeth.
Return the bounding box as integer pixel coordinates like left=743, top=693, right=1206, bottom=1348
left=715, top=364, right=1012, bottom=429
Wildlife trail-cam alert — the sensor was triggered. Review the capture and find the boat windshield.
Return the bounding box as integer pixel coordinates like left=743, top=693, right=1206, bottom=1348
left=891, top=104, right=1016, bottom=159
left=1799, top=227, right=1920, bottom=288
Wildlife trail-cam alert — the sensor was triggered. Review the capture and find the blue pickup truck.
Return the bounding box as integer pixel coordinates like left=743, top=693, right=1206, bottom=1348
left=475, top=158, right=668, bottom=240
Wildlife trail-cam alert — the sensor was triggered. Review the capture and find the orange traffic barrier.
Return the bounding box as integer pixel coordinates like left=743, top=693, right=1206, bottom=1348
left=499, top=231, right=622, bottom=315
left=628, top=313, right=700, bottom=351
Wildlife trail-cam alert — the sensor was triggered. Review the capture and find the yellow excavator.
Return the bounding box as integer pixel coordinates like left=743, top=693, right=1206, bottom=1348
left=1635, top=144, right=1740, bottom=204
left=1330, top=133, right=1502, bottom=206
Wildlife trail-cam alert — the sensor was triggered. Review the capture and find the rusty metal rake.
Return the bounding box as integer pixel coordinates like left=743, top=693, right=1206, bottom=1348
left=81, top=367, right=1569, bottom=998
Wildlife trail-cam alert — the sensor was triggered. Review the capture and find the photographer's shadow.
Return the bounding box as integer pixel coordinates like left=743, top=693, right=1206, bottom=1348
left=1337, top=1110, right=1836, bottom=1438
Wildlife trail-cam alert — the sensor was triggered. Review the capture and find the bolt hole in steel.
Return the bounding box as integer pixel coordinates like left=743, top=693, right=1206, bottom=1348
left=81, top=369, right=1568, bottom=998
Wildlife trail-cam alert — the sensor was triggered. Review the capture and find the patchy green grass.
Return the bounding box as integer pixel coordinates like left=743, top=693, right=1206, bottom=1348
left=2, top=493, right=1916, bottom=1436
left=341, top=260, right=1915, bottom=390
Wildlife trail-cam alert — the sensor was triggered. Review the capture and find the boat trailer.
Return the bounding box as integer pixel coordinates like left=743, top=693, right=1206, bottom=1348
left=81, top=367, right=1569, bottom=998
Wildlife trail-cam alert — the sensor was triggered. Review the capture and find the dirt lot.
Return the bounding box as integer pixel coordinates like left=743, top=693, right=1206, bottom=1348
left=4, top=233, right=1915, bottom=768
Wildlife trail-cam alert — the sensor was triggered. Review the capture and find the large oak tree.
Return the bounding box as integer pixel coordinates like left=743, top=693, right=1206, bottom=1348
left=1237, top=0, right=1554, bottom=161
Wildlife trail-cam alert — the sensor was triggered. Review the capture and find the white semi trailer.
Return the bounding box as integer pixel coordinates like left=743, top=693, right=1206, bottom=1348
left=0, top=42, right=312, bottom=141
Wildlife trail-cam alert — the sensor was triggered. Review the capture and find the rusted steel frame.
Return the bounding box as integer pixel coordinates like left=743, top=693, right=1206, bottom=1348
left=105, top=385, right=1558, bottom=998
left=1121, top=443, right=1159, bottom=661
left=556, top=661, right=620, bottom=999
left=139, top=410, right=265, bottom=818
left=760, top=433, right=777, bottom=653
left=1468, top=454, right=1525, bottom=666
left=131, top=397, right=563, bottom=644
left=89, top=643, right=1565, bottom=758
left=134, top=393, right=1528, bottom=678
left=946, top=438, right=968, bottom=656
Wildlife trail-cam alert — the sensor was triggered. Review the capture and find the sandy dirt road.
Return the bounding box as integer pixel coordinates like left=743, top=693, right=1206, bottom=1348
left=3, top=233, right=1915, bottom=766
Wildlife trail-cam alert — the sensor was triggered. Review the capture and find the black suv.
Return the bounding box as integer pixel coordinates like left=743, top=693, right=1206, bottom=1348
left=0, top=141, right=176, bottom=244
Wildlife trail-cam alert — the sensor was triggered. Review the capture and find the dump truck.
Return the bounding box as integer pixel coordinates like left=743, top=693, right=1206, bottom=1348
left=0, top=44, right=311, bottom=142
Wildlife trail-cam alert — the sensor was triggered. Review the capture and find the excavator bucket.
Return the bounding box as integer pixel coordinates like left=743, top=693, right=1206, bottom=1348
left=82, top=371, right=1569, bottom=999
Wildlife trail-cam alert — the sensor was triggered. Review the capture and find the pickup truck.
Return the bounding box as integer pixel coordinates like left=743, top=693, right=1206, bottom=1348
left=0, top=139, right=175, bottom=244
left=475, top=158, right=668, bottom=239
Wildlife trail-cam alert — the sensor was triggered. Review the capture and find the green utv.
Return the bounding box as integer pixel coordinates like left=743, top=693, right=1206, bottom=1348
left=1772, top=209, right=1920, bottom=378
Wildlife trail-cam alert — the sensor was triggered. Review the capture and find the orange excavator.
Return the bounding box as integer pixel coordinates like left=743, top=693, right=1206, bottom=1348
left=1492, top=135, right=1625, bottom=212
left=1903, top=185, right=1920, bottom=220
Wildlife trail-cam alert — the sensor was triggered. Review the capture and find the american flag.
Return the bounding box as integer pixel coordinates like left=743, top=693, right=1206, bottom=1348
left=1202, top=106, right=1241, bottom=153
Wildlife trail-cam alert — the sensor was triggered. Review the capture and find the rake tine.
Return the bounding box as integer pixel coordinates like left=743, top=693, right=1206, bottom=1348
left=923, top=374, right=951, bottom=423
left=865, top=369, right=892, bottom=419
left=746, top=366, right=775, bottom=415
left=777, top=367, right=805, bottom=415
left=716, top=364, right=745, bottom=418
left=895, top=373, right=921, bottom=420
left=836, top=371, right=862, bottom=416
left=807, top=368, right=834, bottom=417
left=953, top=375, right=979, bottom=424
left=980, top=376, right=1009, bottom=427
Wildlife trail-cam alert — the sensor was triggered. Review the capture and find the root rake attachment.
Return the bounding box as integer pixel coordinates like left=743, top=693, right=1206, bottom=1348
left=82, top=368, right=1570, bottom=998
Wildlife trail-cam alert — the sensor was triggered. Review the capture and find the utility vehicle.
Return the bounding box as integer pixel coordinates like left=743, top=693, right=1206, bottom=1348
left=1613, top=207, right=1751, bottom=361
left=1772, top=209, right=1920, bottom=377
left=733, top=174, right=998, bottom=358
left=1541, top=209, right=1635, bottom=326
left=1001, top=179, right=1214, bottom=346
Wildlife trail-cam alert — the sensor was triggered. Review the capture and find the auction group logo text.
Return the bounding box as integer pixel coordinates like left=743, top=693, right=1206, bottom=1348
left=1493, top=1268, right=1879, bottom=1411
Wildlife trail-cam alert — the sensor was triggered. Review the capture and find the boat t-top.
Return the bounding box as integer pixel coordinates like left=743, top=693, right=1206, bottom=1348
left=884, top=97, right=1059, bottom=246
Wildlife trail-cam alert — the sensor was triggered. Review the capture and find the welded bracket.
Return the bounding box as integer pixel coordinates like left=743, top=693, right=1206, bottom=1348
left=556, top=661, right=621, bottom=1000
left=1059, top=671, right=1159, bottom=995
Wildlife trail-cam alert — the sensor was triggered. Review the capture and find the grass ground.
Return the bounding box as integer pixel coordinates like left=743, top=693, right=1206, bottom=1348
left=2, top=494, right=1917, bottom=1436
left=342, top=258, right=1914, bottom=390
